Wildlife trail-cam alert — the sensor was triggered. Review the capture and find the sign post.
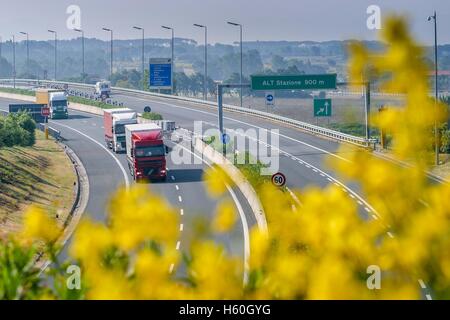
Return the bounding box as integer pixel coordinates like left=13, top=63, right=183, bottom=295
left=41, top=106, right=50, bottom=139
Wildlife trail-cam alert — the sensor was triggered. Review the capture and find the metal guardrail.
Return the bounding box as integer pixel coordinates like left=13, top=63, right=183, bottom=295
left=0, top=78, right=370, bottom=147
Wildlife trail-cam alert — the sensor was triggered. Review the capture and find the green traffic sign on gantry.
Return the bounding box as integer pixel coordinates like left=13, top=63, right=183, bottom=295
left=251, top=74, right=337, bottom=91
left=314, top=99, right=332, bottom=117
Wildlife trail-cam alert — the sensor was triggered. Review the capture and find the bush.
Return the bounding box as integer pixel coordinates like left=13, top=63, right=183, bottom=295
left=0, top=113, right=36, bottom=148
left=441, top=129, right=450, bottom=153
left=142, top=112, right=163, bottom=120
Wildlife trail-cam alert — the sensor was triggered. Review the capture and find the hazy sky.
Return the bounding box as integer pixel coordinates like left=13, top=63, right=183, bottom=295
left=1, top=0, right=450, bottom=45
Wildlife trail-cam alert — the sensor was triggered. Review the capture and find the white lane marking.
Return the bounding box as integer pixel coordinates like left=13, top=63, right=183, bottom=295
left=287, top=187, right=302, bottom=207
left=426, top=294, right=433, bottom=300
left=357, top=200, right=363, bottom=206
left=171, top=175, right=175, bottom=181
left=327, top=178, right=333, bottom=182
left=178, top=196, right=182, bottom=203
left=176, top=143, right=251, bottom=284
left=169, top=264, right=174, bottom=274
left=49, top=121, right=130, bottom=188
left=418, top=279, right=427, bottom=289
left=387, top=232, right=394, bottom=238
left=350, top=194, right=355, bottom=199
left=179, top=224, right=184, bottom=232
left=372, top=215, right=378, bottom=220
left=175, top=185, right=179, bottom=191
left=364, top=207, right=371, bottom=213
left=176, top=241, right=181, bottom=250
left=180, top=209, right=184, bottom=216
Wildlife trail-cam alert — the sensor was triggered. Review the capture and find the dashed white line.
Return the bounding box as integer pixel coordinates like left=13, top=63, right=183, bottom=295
left=176, top=241, right=181, bottom=250
left=371, top=214, right=378, bottom=220
left=178, top=196, right=183, bottom=203
left=175, top=185, right=179, bottom=191
left=171, top=176, right=175, bottom=181
left=418, top=279, right=427, bottom=289
left=179, top=224, right=184, bottom=232
left=180, top=209, right=184, bottom=216
left=357, top=200, right=363, bottom=206
left=364, top=207, right=371, bottom=213
left=169, top=264, right=174, bottom=274
left=426, top=294, right=433, bottom=300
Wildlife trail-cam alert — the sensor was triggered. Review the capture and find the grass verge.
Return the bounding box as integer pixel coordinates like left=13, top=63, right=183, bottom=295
left=0, top=87, right=35, bottom=97
left=0, top=130, right=76, bottom=239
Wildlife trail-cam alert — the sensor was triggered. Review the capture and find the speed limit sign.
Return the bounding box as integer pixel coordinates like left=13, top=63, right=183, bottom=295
left=271, top=172, right=286, bottom=187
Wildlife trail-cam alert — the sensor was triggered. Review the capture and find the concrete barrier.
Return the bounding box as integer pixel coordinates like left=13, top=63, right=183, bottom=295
left=0, top=91, right=35, bottom=102
left=193, top=137, right=268, bottom=233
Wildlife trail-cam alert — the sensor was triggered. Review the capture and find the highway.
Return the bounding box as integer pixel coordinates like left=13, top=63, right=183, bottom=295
left=108, top=90, right=378, bottom=221
left=0, top=97, right=251, bottom=275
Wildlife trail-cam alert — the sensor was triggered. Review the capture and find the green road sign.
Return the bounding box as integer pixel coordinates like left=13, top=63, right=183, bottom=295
left=314, top=99, right=332, bottom=117
left=251, top=74, right=337, bottom=91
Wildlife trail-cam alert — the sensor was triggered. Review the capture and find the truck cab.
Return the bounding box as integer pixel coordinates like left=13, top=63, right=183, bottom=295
left=125, top=123, right=168, bottom=181
left=95, top=81, right=111, bottom=99
left=48, top=91, right=69, bottom=119
left=104, top=108, right=137, bottom=153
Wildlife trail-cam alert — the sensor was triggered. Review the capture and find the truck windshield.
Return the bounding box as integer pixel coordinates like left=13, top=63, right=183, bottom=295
left=114, top=124, right=125, bottom=134
left=52, top=100, right=67, bottom=108
left=135, top=145, right=165, bottom=158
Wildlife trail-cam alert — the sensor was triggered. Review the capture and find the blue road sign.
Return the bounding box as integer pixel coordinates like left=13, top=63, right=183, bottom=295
left=222, top=133, right=231, bottom=144
left=149, top=58, right=172, bottom=89
left=265, top=92, right=275, bottom=106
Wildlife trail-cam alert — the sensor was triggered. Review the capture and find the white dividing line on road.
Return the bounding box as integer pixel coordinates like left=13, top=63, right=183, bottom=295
left=175, top=142, right=250, bottom=284
left=175, top=185, right=179, bottom=191
left=171, top=175, right=175, bottom=181
left=178, top=196, right=183, bottom=203
left=176, top=241, right=181, bottom=250
left=180, top=209, right=184, bottom=216
left=180, top=224, right=184, bottom=232
left=49, top=121, right=130, bottom=189
left=169, top=263, right=175, bottom=274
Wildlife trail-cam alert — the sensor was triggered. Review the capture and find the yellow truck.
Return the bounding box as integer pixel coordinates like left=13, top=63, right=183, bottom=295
left=36, top=89, right=69, bottom=119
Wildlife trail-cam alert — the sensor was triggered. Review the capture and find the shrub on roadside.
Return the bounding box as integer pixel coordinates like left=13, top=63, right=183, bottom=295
left=0, top=113, right=36, bottom=148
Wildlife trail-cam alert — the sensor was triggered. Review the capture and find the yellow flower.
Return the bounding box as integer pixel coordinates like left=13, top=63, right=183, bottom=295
left=203, top=166, right=233, bottom=197
left=212, top=200, right=237, bottom=233
left=22, top=206, right=61, bottom=243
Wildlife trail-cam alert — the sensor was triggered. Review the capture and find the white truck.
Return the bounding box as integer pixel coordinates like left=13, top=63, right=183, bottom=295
left=95, top=81, right=111, bottom=99
left=104, top=108, right=138, bottom=153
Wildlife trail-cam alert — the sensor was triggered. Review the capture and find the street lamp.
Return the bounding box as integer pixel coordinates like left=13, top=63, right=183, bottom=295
left=428, top=11, right=440, bottom=166
left=12, top=35, right=16, bottom=88
left=194, top=23, right=208, bottom=101
left=133, top=26, right=145, bottom=91
left=74, top=28, right=85, bottom=82
left=162, top=25, right=175, bottom=95
left=227, top=21, right=243, bottom=108
left=20, top=32, right=29, bottom=77
left=48, top=30, right=57, bottom=80
left=102, top=27, right=113, bottom=79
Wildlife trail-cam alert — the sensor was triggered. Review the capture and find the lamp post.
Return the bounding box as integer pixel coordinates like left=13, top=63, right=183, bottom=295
left=162, top=25, right=175, bottom=94
left=227, top=21, right=243, bottom=108
left=194, top=24, right=208, bottom=101
left=74, top=28, right=85, bottom=82
left=133, top=26, right=145, bottom=91
left=428, top=11, right=440, bottom=166
left=48, top=30, right=57, bottom=80
left=19, top=32, right=29, bottom=77
left=102, top=27, right=113, bottom=79
left=12, top=35, right=16, bottom=88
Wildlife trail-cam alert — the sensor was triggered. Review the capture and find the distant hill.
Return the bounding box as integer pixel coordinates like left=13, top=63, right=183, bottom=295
left=0, top=38, right=447, bottom=83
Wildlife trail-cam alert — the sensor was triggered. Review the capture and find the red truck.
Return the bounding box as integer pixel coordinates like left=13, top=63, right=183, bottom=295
left=125, top=123, right=168, bottom=181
